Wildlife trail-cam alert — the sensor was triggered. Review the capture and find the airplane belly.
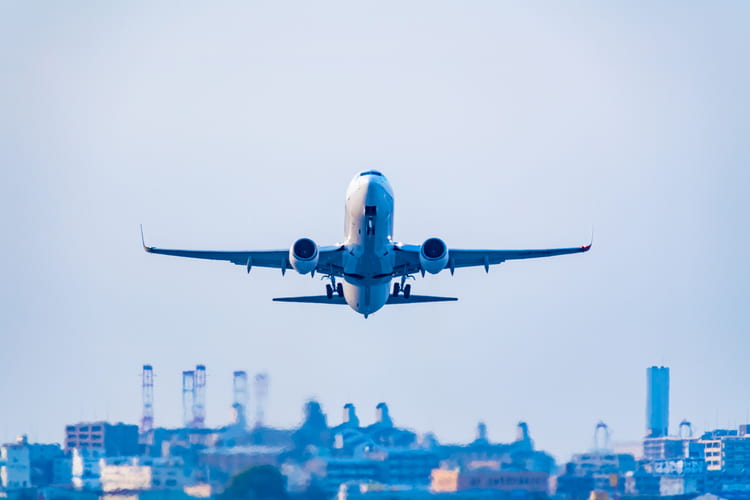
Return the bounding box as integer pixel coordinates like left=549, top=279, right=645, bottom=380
left=343, top=282, right=389, bottom=316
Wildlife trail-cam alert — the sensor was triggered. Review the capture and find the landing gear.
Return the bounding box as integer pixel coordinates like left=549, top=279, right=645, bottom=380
left=323, top=276, right=344, bottom=299
left=392, top=279, right=412, bottom=299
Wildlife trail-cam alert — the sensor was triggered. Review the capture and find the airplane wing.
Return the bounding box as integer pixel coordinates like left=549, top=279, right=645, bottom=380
left=393, top=242, right=591, bottom=275
left=142, top=229, right=345, bottom=276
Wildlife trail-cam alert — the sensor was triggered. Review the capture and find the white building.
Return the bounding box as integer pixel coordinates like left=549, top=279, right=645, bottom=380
left=100, top=456, right=196, bottom=492
left=1, top=439, right=31, bottom=490
left=71, top=448, right=105, bottom=490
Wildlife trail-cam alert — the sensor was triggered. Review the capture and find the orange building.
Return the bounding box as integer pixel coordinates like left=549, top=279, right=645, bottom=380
left=432, top=468, right=548, bottom=493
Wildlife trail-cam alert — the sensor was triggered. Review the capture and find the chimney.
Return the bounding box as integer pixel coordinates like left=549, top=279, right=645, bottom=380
left=343, top=403, right=359, bottom=427
left=376, top=402, right=392, bottom=427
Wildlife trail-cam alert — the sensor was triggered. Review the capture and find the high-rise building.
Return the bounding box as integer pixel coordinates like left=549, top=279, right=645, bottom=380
left=647, top=366, right=670, bottom=438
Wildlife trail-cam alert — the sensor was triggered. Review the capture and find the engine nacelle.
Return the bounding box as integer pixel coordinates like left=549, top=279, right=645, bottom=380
left=289, top=238, right=319, bottom=275
left=419, top=237, right=449, bottom=274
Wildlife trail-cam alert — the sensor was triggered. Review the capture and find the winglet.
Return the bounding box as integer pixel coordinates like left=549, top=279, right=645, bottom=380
left=140, top=224, right=153, bottom=253
left=581, top=228, right=593, bottom=252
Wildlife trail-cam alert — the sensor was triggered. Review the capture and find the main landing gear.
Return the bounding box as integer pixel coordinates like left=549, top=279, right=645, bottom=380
left=325, top=279, right=344, bottom=299
left=392, top=276, right=412, bottom=299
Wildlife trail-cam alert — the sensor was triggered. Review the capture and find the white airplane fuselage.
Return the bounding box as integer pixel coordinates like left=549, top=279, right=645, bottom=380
left=341, top=171, right=396, bottom=316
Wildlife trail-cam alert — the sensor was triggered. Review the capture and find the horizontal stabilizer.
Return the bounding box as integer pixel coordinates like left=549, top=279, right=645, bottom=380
left=273, top=295, right=347, bottom=304
left=386, top=295, right=458, bottom=304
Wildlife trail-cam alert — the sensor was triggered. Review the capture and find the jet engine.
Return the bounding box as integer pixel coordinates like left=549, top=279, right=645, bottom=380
left=289, top=238, right=319, bottom=275
left=419, top=237, right=449, bottom=274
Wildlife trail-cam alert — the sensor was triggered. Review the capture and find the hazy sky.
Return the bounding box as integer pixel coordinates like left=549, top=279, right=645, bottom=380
left=1, top=2, right=748, bottom=462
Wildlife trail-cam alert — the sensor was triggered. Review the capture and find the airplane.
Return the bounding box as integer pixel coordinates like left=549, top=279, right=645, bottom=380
left=142, top=170, right=591, bottom=318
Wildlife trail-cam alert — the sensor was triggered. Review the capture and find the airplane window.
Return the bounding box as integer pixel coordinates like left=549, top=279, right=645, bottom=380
left=359, top=170, right=383, bottom=177
left=365, top=205, right=376, bottom=215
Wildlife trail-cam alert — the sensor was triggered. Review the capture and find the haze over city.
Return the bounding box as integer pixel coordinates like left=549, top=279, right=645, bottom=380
left=1, top=1, right=749, bottom=466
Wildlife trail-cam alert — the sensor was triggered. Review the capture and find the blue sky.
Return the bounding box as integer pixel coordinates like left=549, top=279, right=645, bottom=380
left=1, top=2, right=748, bottom=462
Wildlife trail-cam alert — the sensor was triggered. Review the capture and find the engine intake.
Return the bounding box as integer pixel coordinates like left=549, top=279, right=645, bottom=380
left=419, top=237, right=448, bottom=274
left=289, top=238, right=319, bottom=275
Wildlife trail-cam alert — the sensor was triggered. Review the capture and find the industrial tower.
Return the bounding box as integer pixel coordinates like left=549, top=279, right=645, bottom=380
left=254, top=373, right=268, bottom=428
left=141, top=364, right=154, bottom=433
left=232, top=371, right=249, bottom=427
left=182, top=370, right=195, bottom=427
left=594, top=421, right=611, bottom=452
left=192, top=365, right=207, bottom=428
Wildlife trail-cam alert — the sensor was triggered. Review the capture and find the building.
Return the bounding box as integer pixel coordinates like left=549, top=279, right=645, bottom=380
left=71, top=448, right=105, bottom=490
left=382, top=449, right=439, bottom=486
left=696, top=428, right=750, bottom=473
left=431, top=468, right=548, bottom=494
left=643, top=437, right=697, bottom=461
left=99, top=456, right=196, bottom=492
left=100, top=460, right=152, bottom=492
left=326, top=458, right=382, bottom=489
left=1, top=438, right=31, bottom=490
left=65, top=422, right=139, bottom=457
left=52, top=456, right=72, bottom=485
left=646, top=366, right=670, bottom=438
left=28, top=442, right=64, bottom=487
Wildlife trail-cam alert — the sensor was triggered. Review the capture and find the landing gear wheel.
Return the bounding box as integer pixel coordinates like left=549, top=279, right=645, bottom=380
left=392, top=282, right=401, bottom=297
left=336, top=282, right=344, bottom=297
left=325, top=284, right=333, bottom=299
left=403, top=284, right=411, bottom=299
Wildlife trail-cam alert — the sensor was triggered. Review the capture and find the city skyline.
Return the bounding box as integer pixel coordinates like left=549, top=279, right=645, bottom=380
left=5, top=364, right=747, bottom=464
left=2, top=2, right=748, bottom=465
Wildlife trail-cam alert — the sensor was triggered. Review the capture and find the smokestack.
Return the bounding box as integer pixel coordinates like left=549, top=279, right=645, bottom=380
left=647, top=366, right=670, bottom=437
left=192, top=365, right=206, bottom=428
left=476, top=422, right=488, bottom=442
left=182, top=370, right=194, bottom=427
left=141, top=365, right=154, bottom=433
left=376, top=402, right=392, bottom=427
left=343, top=403, right=359, bottom=427
left=516, top=422, right=530, bottom=442
left=232, top=371, right=249, bottom=427
left=254, top=373, right=268, bottom=428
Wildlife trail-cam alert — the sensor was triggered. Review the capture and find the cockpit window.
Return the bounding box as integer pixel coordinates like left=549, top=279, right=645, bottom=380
left=365, top=205, right=377, bottom=216
left=359, top=170, right=383, bottom=177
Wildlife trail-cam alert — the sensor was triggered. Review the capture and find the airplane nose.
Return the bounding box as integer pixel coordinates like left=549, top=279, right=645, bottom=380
left=364, top=181, right=385, bottom=206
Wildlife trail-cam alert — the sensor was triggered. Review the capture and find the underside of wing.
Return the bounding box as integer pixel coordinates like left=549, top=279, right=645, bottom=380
left=393, top=241, right=591, bottom=275
left=142, top=228, right=345, bottom=275
left=144, top=246, right=290, bottom=268
left=450, top=244, right=591, bottom=269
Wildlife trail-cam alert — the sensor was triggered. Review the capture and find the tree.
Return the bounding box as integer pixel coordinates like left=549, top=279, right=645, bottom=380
left=222, top=465, right=289, bottom=500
